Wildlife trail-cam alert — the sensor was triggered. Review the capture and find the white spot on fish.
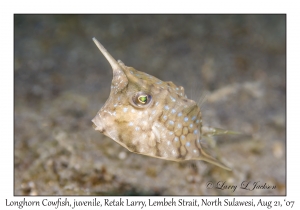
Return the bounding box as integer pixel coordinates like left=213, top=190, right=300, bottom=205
left=180, top=135, right=185, bottom=141
left=169, top=131, right=174, bottom=135
left=174, top=137, right=179, bottom=142
left=155, top=102, right=159, bottom=106
left=163, top=115, right=167, bottom=120
left=142, top=121, right=148, bottom=127
left=194, top=130, right=198, bottom=134
left=192, top=116, right=196, bottom=121
left=171, top=109, right=176, bottom=114
left=193, top=149, right=197, bottom=153
left=114, top=103, right=118, bottom=107
left=177, top=123, right=182, bottom=128
left=186, top=142, right=190, bottom=147
left=123, top=107, right=128, bottom=113
left=135, top=126, right=140, bottom=131
left=167, top=141, right=171, bottom=146
left=189, top=124, right=193, bottom=128
left=184, top=117, right=189, bottom=122
left=168, top=120, right=174, bottom=125
left=170, top=96, right=176, bottom=102
left=196, top=120, right=200, bottom=124
left=177, top=112, right=182, bottom=117
left=128, top=122, right=133, bottom=126
left=164, top=105, right=169, bottom=110
left=104, top=110, right=116, bottom=116
left=152, top=110, right=156, bottom=115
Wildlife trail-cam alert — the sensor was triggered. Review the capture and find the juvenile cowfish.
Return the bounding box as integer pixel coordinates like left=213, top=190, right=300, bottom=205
left=92, top=38, right=231, bottom=170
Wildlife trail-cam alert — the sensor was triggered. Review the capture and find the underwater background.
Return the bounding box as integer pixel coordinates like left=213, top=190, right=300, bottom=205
left=14, top=14, right=285, bottom=195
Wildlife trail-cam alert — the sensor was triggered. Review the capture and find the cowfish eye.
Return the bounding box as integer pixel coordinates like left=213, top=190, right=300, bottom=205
left=132, top=92, right=152, bottom=107
left=138, top=95, right=148, bottom=104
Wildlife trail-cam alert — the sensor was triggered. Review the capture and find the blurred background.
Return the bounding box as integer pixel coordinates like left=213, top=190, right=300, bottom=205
left=14, top=15, right=286, bottom=195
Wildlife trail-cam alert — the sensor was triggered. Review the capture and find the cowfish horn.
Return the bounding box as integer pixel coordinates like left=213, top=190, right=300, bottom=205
left=92, top=37, right=128, bottom=93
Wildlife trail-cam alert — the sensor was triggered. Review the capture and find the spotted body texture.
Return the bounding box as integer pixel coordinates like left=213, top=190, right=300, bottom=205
left=92, top=38, right=230, bottom=170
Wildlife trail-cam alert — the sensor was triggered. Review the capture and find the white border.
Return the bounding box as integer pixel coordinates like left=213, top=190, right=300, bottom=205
left=2, top=0, right=299, bottom=209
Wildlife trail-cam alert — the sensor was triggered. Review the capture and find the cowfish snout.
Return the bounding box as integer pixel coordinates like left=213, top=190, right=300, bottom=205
left=92, top=114, right=104, bottom=133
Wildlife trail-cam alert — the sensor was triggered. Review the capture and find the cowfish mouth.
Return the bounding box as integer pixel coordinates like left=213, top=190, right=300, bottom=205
left=92, top=114, right=104, bottom=133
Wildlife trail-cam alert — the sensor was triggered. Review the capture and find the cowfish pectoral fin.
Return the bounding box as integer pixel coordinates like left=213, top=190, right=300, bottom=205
left=202, top=126, right=243, bottom=136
